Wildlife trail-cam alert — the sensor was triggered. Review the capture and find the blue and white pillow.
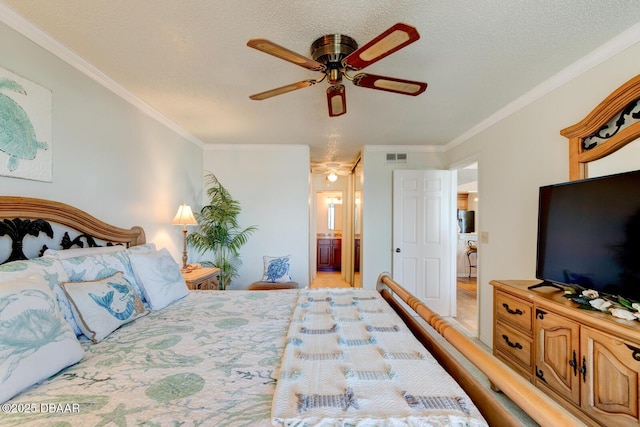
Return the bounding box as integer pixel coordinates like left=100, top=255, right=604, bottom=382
left=61, top=272, right=148, bottom=343
left=44, top=244, right=125, bottom=259
left=261, top=255, right=292, bottom=283
left=0, top=257, right=81, bottom=335
left=126, top=242, right=157, bottom=255
left=0, top=274, right=84, bottom=403
left=60, top=251, right=146, bottom=304
left=128, top=248, right=189, bottom=310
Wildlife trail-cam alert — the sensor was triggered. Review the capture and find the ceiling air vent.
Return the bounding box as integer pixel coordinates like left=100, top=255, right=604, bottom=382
left=386, top=152, right=408, bottom=165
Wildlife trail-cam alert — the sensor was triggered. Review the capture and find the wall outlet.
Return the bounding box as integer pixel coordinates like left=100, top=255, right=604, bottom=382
left=479, top=231, right=489, bottom=244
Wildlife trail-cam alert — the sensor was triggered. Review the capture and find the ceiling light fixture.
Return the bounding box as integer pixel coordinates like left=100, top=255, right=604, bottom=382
left=327, top=172, right=338, bottom=182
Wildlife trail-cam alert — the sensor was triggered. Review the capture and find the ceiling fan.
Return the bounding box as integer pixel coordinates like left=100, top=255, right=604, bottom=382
left=247, top=23, right=428, bottom=117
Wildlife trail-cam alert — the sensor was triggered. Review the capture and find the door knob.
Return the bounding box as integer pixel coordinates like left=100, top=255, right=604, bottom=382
left=395, top=248, right=401, bottom=253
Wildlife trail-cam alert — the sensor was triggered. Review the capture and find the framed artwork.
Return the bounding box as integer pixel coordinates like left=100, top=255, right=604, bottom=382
left=0, top=66, right=52, bottom=182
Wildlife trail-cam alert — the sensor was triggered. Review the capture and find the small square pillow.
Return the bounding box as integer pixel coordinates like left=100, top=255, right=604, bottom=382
left=128, top=248, right=189, bottom=310
left=61, top=272, right=148, bottom=343
left=261, top=255, right=292, bottom=283
left=0, top=274, right=84, bottom=404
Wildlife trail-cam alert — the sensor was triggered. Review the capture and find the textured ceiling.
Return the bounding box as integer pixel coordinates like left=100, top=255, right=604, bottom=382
left=2, top=0, right=640, bottom=173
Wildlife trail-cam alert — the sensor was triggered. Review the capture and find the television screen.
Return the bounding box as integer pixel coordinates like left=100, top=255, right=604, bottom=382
left=536, top=169, right=640, bottom=300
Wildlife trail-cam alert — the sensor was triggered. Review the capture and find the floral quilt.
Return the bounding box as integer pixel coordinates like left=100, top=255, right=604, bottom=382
left=0, top=290, right=298, bottom=426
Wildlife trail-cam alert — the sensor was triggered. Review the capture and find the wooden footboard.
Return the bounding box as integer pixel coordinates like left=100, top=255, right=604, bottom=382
left=376, top=272, right=583, bottom=427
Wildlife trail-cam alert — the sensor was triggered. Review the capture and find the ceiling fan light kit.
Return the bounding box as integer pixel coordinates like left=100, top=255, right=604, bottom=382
left=247, top=23, right=428, bottom=117
left=327, top=85, right=347, bottom=117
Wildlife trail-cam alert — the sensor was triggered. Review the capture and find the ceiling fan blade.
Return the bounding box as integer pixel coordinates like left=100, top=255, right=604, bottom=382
left=327, top=85, right=347, bottom=117
left=343, top=23, right=420, bottom=70
left=352, top=73, right=427, bottom=96
left=247, top=38, right=326, bottom=71
left=249, top=80, right=317, bottom=100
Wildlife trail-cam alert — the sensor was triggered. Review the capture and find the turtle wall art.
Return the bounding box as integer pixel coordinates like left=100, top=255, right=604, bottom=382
left=0, top=67, right=52, bottom=182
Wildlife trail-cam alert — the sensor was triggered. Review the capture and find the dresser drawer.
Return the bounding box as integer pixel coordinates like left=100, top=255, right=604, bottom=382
left=495, top=291, right=533, bottom=333
left=496, top=322, right=533, bottom=371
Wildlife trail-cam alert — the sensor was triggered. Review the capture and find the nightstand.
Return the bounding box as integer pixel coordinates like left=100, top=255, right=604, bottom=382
left=182, top=267, right=221, bottom=290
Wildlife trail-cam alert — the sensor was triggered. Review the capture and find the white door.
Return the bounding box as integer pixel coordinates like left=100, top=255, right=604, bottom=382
left=393, top=170, right=453, bottom=316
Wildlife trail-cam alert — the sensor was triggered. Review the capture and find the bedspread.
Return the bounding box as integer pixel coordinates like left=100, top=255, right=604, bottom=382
left=0, top=290, right=298, bottom=427
left=271, top=289, right=487, bottom=427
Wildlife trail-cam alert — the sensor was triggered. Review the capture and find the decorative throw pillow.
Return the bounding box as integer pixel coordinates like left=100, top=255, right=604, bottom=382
left=126, top=242, right=157, bottom=254
left=60, top=251, right=146, bottom=304
left=0, top=257, right=81, bottom=336
left=128, top=248, right=189, bottom=310
left=44, top=245, right=125, bottom=259
left=0, top=274, right=84, bottom=404
left=61, top=272, right=148, bottom=343
left=261, top=255, right=292, bottom=283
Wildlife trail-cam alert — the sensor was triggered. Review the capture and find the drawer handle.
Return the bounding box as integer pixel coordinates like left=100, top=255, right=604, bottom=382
left=501, top=334, right=523, bottom=350
left=502, top=303, right=523, bottom=316
left=569, top=350, right=578, bottom=376
left=578, top=356, right=587, bottom=383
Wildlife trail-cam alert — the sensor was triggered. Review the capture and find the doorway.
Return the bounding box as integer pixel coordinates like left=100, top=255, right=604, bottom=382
left=316, top=191, right=343, bottom=273
left=454, top=162, right=478, bottom=335
left=392, top=169, right=453, bottom=316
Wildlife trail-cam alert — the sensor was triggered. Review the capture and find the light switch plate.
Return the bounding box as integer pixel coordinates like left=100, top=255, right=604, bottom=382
left=479, top=231, right=489, bottom=244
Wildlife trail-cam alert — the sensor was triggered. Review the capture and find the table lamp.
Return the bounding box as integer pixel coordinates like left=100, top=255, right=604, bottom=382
left=171, top=203, right=198, bottom=270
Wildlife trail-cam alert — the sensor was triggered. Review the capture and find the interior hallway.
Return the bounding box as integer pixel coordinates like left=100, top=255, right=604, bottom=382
left=455, top=276, right=477, bottom=335
left=309, top=271, right=352, bottom=288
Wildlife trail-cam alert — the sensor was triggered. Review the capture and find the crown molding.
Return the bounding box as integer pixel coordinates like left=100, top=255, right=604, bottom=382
left=0, top=3, right=204, bottom=148
left=203, top=144, right=309, bottom=153
left=444, top=21, right=640, bottom=151
left=364, top=144, right=445, bottom=153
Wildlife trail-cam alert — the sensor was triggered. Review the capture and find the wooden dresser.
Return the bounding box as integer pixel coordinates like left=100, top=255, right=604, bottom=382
left=491, top=280, right=640, bottom=426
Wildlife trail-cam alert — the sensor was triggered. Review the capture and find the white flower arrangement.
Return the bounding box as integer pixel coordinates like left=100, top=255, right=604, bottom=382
left=563, top=286, right=640, bottom=321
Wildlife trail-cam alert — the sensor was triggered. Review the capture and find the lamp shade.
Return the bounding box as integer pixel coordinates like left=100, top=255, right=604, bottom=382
left=171, top=204, right=198, bottom=226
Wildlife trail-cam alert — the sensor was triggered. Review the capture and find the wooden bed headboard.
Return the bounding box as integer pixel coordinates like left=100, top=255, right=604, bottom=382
left=561, top=73, right=640, bottom=180
left=0, top=196, right=145, bottom=264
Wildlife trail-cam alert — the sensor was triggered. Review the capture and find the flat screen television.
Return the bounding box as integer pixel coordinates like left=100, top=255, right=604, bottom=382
left=535, top=169, right=640, bottom=300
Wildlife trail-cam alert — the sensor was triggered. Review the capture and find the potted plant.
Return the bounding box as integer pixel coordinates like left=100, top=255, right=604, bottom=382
left=187, top=173, right=256, bottom=289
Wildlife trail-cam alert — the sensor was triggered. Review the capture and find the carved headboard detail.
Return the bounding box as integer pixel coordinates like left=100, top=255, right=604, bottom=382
left=560, top=74, right=640, bottom=180
left=0, top=196, right=146, bottom=264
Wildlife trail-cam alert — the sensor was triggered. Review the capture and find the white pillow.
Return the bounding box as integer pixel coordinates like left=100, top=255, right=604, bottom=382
left=61, top=272, right=148, bottom=343
left=126, top=242, right=157, bottom=254
left=261, top=255, right=292, bottom=283
left=0, top=257, right=81, bottom=336
left=0, top=275, right=84, bottom=404
left=44, top=245, right=125, bottom=259
left=128, top=248, right=189, bottom=310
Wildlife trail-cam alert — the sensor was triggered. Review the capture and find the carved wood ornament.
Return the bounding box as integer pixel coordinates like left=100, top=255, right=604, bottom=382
left=561, top=74, right=640, bottom=180
left=0, top=196, right=145, bottom=264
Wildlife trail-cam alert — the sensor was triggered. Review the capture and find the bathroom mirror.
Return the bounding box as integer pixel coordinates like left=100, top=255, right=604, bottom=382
left=316, top=191, right=343, bottom=233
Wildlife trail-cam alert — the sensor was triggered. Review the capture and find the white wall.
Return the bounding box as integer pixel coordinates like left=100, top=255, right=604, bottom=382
left=360, top=147, right=446, bottom=289
left=0, top=22, right=203, bottom=263
left=446, top=40, right=640, bottom=346
left=202, top=145, right=310, bottom=289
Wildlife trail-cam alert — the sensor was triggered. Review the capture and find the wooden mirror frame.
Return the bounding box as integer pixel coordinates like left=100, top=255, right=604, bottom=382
left=561, top=74, right=640, bottom=180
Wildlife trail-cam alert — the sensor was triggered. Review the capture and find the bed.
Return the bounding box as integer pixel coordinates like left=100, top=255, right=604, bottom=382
left=0, top=196, right=581, bottom=426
